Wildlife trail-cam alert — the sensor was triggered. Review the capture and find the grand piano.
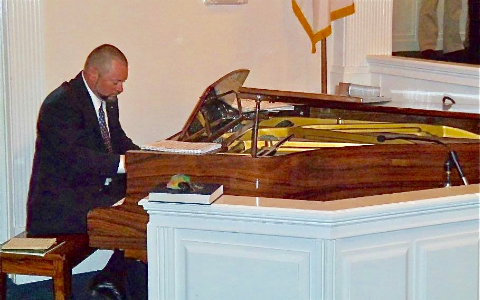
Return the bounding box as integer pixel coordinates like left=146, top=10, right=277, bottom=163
left=87, top=69, right=480, bottom=261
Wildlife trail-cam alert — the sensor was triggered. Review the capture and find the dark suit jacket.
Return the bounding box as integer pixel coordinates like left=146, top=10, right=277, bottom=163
left=26, top=72, right=140, bottom=235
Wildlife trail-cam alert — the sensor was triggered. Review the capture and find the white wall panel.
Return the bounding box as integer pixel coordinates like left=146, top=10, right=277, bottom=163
left=175, top=229, right=318, bottom=300
left=415, top=232, right=479, bottom=300
left=338, top=242, right=410, bottom=300
left=345, top=0, right=393, bottom=66
left=0, top=0, right=9, bottom=243
left=3, top=0, right=44, bottom=236
left=330, top=0, right=393, bottom=88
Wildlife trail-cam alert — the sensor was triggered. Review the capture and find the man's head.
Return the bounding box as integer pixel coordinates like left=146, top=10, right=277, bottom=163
left=83, top=44, right=128, bottom=101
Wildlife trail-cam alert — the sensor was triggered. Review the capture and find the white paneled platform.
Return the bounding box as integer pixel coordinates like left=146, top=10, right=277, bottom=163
left=366, top=55, right=480, bottom=115
left=142, top=184, right=480, bottom=300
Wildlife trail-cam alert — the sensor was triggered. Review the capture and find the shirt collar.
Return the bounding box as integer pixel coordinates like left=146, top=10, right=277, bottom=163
left=82, top=71, right=103, bottom=113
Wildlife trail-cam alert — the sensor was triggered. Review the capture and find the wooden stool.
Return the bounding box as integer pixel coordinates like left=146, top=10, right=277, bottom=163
left=0, top=232, right=96, bottom=300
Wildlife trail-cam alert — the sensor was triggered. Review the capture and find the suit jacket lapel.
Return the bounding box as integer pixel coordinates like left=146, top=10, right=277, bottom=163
left=70, top=72, right=106, bottom=151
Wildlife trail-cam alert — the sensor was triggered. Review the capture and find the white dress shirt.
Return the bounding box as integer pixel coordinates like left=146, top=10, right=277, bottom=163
left=82, top=72, right=125, bottom=174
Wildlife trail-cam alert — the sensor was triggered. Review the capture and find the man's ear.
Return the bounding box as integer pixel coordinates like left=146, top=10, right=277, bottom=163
left=85, top=67, right=99, bottom=82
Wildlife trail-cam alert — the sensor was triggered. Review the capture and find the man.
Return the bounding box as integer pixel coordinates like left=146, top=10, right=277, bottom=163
left=418, top=0, right=465, bottom=61
left=26, top=44, right=146, bottom=300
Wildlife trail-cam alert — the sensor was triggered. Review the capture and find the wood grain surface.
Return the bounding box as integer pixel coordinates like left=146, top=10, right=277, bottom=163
left=88, top=143, right=479, bottom=252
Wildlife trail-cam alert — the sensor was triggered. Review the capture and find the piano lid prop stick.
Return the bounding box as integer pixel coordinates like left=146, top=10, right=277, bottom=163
left=251, top=96, right=261, bottom=158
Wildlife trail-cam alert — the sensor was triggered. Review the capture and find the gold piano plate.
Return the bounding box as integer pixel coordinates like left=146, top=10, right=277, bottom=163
left=221, top=117, right=479, bottom=155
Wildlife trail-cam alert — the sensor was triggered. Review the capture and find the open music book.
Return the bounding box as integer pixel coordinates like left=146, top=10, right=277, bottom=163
left=231, top=99, right=295, bottom=112
left=141, top=140, right=221, bottom=154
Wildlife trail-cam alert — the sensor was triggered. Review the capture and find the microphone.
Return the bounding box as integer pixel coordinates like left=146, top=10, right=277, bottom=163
left=377, top=135, right=469, bottom=185
left=376, top=135, right=445, bottom=145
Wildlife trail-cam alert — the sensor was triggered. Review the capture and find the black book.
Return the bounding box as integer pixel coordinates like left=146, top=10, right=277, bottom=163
left=149, top=182, right=223, bottom=204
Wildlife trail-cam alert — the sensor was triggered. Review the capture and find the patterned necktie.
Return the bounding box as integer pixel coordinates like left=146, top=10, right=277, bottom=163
left=98, top=101, right=113, bottom=153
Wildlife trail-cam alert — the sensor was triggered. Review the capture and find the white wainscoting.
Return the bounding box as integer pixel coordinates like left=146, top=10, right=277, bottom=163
left=0, top=0, right=9, bottom=245
left=143, top=185, right=480, bottom=300
left=175, top=230, right=316, bottom=300
left=330, top=0, right=393, bottom=89
left=414, top=232, right=479, bottom=299
left=2, top=0, right=45, bottom=238
left=335, top=226, right=479, bottom=300
left=392, top=0, right=469, bottom=52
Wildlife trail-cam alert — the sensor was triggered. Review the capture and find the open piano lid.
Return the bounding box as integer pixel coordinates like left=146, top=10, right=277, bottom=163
left=177, top=69, right=250, bottom=143
left=174, top=69, right=480, bottom=155
left=175, top=69, right=402, bottom=144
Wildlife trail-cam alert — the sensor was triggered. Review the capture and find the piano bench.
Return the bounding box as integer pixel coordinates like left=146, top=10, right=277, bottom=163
left=0, top=232, right=96, bottom=300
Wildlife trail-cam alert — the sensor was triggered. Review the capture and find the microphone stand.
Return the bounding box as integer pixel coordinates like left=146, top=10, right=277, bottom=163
left=444, top=160, right=452, bottom=187
left=448, top=150, right=469, bottom=185
left=377, top=135, right=469, bottom=186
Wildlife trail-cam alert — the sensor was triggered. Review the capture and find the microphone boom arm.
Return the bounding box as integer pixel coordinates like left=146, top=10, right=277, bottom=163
left=377, top=135, right=469, bottom=186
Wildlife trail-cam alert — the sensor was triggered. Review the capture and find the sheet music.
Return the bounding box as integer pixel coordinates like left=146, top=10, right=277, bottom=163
left=232, top=99, right=294, bottom=112
left=1, top=237, right=57, bottom=251
left=141, top=140, right=221, bottom=154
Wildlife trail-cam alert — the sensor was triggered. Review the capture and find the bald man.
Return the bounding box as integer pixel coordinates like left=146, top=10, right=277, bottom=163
left=26, top=44, right=145, bottom=300
left=27, top=44, right=139, bottom=235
